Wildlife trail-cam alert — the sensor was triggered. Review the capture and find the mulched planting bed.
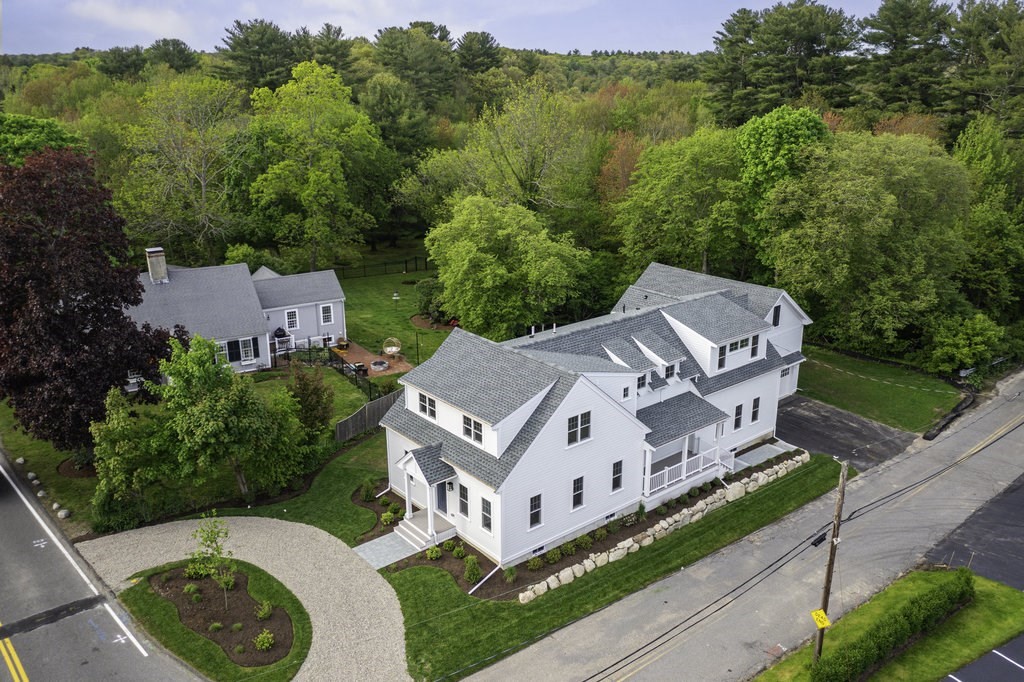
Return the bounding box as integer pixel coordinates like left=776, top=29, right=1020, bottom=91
left=149, top=566, right=293, bottom=667
left=58, top=457, right=96, bottom=478
left=384, top=449, right=808, bottom=600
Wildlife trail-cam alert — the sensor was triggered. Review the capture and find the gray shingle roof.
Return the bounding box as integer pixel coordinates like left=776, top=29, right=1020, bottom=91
left=129, top=263, right=267, bottom=341
left=381, top=372, right=578, bottom=489
left=613, top=286, right=682, bottom=313
left=251, top=266, right=281, bottom=281
left=402, top=328, right=571, bottom=424
left=615, top=263, right=787, bottom=320
left=516, top=349, right=631, bottom=374
left=695, top=342, right=789, bottom=396
left=637, top=393, right=729, bottom=448
left=602, top=337, right=654, bottom=370
left=661, top=294, right=770, bottom=344
left=648, top=371, right=668, bottom=390
left=253, top=270, right=344, bottom=309
left=409, top=444, right=455, bottom=485
left=632, top=328, right=685, bottom=364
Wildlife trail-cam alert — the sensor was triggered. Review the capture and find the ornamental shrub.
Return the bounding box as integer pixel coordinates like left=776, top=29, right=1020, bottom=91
left=689, top=487, right=700, bottom=498
left=425, top=546, right=442, bottom=560
left=253, top=628, right=275, bottom=651
left=527, top=557, right=544, bottom=571
left=231, top=622, right=243, bottom=632
left=208, top=622, right=223, bottom=632
left=254, top=600, right=272, bottom=621
left=183, top=583, right=199, bottom=595
left=608, top=519, right=621, bottom=534
left=503, top=566, right=517, bottom=584
left=379, top=496, right=391, bottom=508
left=380, top=511, right=394, bottom=525
left=453, top=543, right=467, bottom=559
left=388, top=502, right=402, bottom=515
left=594, top=527, right=608, bottom=541
left=545, top=548, right=562, bottom=564
left=656, top=505, right=668, bottom=515
left=576, top=534, right=593, bottom=550
left=464, top=555, right=482, bottom=584
left=361, top=479, right=376, bottom=502
left=234, top=645, right=245, bottom=654
left=560, top=540, right=576, bottom=556
left=442, top=539, right=456, bottom=552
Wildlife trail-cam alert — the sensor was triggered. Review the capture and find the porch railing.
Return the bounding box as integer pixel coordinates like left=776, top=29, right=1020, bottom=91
left=647, top=451, right=718, bottom=495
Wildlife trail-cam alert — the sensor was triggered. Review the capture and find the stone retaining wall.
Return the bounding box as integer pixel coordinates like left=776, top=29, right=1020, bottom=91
left=518, top=450, right=811, bottom=604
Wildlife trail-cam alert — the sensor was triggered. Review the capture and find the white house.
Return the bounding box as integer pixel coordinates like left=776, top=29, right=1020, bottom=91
left=380, top=263, right=810, bottom=567
left=128, top=248, right=345, bottom=378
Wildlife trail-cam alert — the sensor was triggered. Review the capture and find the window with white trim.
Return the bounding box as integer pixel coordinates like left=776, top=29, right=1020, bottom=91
left=418, top=393, right=436, bottom=419
left=567, top=411, right=591, bottom=445
left=734, top=404, right=743, bottom=430
left=612, top=460, right=623, bottom=491
left=637, top=374, right=647, bottom=390
left=729, top=340, right=739, bottom=352
left=459, top=484, right=469, bottom=517
left=751, top=334, right=759, bottom=358
left=572, top=476, right=584, bottom=509
left=529, top=494, right=542, bottom=528
left=751, top=397, right=761, bottom=423
left=772, top=304, right=781, bottom=326
left=481, top=498, right=492, bottom=532
left=320, top=304, right=333, bottom=325
left=622, top=386, right=629, bottom=400
left=781, top=367, right=791, bottom=378
left=240, top=337, right=255, bottom=363
left=216, top=342, right=229, bottom=364
left=665, top=364, right=675, bottom=380
left=463, top=416, right=483, bottom=444
left=718, top=346, right=726, bottom=369
left=286, top=309, right=299, bottom=330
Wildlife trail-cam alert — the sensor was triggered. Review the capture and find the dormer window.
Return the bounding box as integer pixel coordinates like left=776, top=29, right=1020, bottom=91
left=665, top=364, right=675, bottom=380
left=772, top=304, right=781, bottom=327
left=678, top=360, right=685, bottom=375
left=463, top=416, right=483, bottom=444
left=717, top=346, right=726, bottom=369
left=751, top=334, right=759, bottom=358
left=418, top=393, right=436, bottom=419
left=637, top=374, right=647, bottom=390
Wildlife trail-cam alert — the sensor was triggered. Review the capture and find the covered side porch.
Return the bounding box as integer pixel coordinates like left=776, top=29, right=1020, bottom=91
left=394, top=444, right=459, bottom=550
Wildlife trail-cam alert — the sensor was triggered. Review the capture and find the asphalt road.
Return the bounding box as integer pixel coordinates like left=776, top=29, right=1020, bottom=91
left=471, top=372, right=1024, bottom=682
left=949, top=632, right=1024, bottom=681
left=0, top=460, right=197, bottom=682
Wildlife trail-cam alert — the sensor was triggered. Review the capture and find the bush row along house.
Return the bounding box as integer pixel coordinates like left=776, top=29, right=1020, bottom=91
left=127, top=247, right=346, bottom=381
left=382, top=263, right=810, bottom=567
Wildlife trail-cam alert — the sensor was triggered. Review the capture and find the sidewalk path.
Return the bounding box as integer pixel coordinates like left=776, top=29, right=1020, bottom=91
left=79, top=517, right=410, bottom=682
left=472, top=372, right=1024, bottom=681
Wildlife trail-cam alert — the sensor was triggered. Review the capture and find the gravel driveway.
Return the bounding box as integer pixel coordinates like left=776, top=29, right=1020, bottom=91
left=78, top=517, right=410, bottom=681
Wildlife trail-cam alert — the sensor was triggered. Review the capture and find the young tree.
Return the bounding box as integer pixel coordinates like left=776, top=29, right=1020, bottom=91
left=425, top=195, right=589, bottom=340
left=188, top=511, right=236, bottom=612
left=0, top=149, right=170, bottom=452
left=287, top=365, right=335, bottom=445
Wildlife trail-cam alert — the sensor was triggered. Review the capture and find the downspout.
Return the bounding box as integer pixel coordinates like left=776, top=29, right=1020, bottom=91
left=469, top=565, right=502, bottom=596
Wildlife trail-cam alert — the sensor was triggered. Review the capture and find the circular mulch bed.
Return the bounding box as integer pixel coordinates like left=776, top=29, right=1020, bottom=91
left=58, top=457, right=96, bottom=478
left=149, top=566, right=293, bottom=667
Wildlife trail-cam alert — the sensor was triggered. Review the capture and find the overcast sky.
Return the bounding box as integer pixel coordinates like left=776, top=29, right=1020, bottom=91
left=4, top=0, right=885, bottom=56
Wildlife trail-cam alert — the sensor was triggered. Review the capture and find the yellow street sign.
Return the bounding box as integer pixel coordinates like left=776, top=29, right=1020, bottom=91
left=811, top=609, right=831, bottom=630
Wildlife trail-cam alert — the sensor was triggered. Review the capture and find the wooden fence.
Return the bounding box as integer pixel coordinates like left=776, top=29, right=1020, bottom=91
left=335, top=388, right=404, bottom=442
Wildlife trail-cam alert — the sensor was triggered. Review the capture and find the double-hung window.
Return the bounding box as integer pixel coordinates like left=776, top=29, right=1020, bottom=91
left=572, top=476, right=584, bottom=509
left=665, top=364, right=675, bottom=380
left=459, top=484, right=469, bottom=517
left=463, top=416, right=483, bottom=444
left=286, top=309, right=299, bottom=331
left=718, top=346, right=727, bottom=369
left=611, top=460, right=623, bottom=491
left=772, top=304, right=781, bottom=326
left=418, top=393, right=436, bottom=419
left=320, top=304, right=333, bottom=325
left=751, top=397, right=761, bottom=423
left=216, top=342, right=229, bottom=364
left=567, top=411, right=591, bottom=445
left=622, top=386, right=629, bottom=400
left=637, top=374, right=647, bottom=390
left=529, top=494, right=542, bottom=528
left=239, top=337, right=255, bottom=363
left=751, top=334, right=759, bottom=358
left=734, top=404, right=743, bottom=430
left=481, top=498, right=492, bottom=532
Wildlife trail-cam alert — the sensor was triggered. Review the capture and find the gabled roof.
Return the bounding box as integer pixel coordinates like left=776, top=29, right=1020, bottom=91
left=129, top=263, right=267, bottom=341
left=251, top=266, right=281, bottom=281
left=661, top=294, right=770, bottom=344
left=638, top=393, right=729, bottom=448
left=252, top=270, right=344, bottom=310
left=695, top=342, right=794, bottom=396
left=515, top=349, right=630, bottom=374
left=615, top=262, right=789, bottom=320
left=402, top=328, right=571, bottom=424
left=408, top=444, right=454, bottom=485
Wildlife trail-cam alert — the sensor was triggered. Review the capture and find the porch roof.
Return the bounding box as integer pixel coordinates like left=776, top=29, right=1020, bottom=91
left=409, top=443, right=454, bottom=485
left=637, top=392, right=728, bottom=448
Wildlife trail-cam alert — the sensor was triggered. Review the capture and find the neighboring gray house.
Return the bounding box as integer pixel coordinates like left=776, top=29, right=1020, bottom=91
left=128, top=248, right=345, bottom=377
left=381, top=263, right=810, bottom=567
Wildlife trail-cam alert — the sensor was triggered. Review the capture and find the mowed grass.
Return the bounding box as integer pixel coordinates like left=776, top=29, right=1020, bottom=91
left=338, top=270, right=450, bottom=365
left=0, top=401, right=94, bottom=520
left=251, top=364, right=366, bottom=421
left=758, top=571, right=1024, bottom=682
left=218, top=431, right=387, bottom=546
left=798, top=347, right=961, bottom=433
left=121, top=559, right=312, bottom=682
left=387, top=455, right=842, bottom=681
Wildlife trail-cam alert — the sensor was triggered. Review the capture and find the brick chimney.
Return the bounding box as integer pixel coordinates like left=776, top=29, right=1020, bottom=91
left=145, top=247, right=169, bottom=284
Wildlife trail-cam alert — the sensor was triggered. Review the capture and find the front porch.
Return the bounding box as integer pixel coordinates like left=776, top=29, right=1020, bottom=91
left=395, top=508, right=457, bottom=551
left=644, top=448, right=721, bottom=497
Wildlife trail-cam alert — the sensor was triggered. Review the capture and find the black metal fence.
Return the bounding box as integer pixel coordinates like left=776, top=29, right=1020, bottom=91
left=338, top=255, right=433, bottom=279
left=335, top=389, right=404, bottom=442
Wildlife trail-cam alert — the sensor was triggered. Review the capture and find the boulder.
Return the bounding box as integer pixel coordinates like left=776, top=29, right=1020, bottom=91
left=746, top=480, right=760, bottom=494
left=726, top=482, right=746, bottom=502
left=57, top=509, right=71, bottom=520
left=558, top=567, right=575, bottom=585
left=26, top=472, right=37, bottom=481
left=693, top=500, right=707, bottom=513
left=654, top=530, right=666, bottom=541
left=640, top=535, right=654, bottom=547
left=32, top=479, right=41, bottom=486
left=609, top=546, right=628, bottom=562
left=533, top=580, right=548, bottom=596
left=690, top=511, right=703, bottom=523
left=755, top=472, right=769, bottom=486
left=583, top=558, right=596, bottom=573
left=594, top=552, right=609, bottom=567
left=572, top=563, right=585, bottom=578
left=677, top=512, right=691, bottom=527
left=519, top=590, right=536, bottom=605
left=632, top=533, right=646, bottom=544
left=800, top=452, right=810, bottom=463
left=36, top=490, right=46, bottom=498
left=646, top=527, right=658, bottom=537
left=52, top=502, right=61, bottom=511
left=15, top=457, right=24, bottom=465
left=546, top=575, right=561, bottom=591
left=659, top=520, right=670, bottom=530
left=627, top=542, right=640, bottom=553
left=618, top=539, right=634, bottom=550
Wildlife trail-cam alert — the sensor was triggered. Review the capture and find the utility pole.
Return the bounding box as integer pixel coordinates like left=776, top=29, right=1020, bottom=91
left=814, top=460, right=849, bottom=663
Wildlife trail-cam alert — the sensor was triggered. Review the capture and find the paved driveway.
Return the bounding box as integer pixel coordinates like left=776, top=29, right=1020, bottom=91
left=776, top=395, right=917, bottom=472
left=78, top=517, right=411, bottom=681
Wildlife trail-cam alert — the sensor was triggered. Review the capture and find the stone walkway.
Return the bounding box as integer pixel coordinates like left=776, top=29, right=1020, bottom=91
left=355, top=531, right=420, bottom=569
left=78, top=517, right=411, bottom=681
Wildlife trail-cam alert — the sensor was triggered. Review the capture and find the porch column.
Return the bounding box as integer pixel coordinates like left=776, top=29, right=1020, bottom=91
left=403, top=463, right=413, bottom=519
left=642, top=446, right=653, bottom=496
left=426, top=484, right=436, bottom=540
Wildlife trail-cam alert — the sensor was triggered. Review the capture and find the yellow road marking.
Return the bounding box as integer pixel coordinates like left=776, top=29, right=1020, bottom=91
left=0, top=622, right=28, bottom=682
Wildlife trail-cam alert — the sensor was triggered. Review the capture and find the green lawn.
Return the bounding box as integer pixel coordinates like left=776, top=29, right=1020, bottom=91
left=758, top=571, right=1024, bottom=681
left=120, top=559, right=312, bottom=682
left=0, top=401, right=94, bottom=521
left=338, top=271, right=450, bottom=365
left=251, top=364, right=366, bottom=421
left=387, top=455, right=843, bottom=680
left=798, top=347, right=961, bottom=433
left=218, top=431, right=388, bottom=545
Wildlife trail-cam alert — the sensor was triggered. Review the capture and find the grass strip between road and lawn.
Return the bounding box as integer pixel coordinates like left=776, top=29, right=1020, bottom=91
left=757, top=570, right=1024, bottom=681
left=798, top=347, right=962, bottom=433
left=385, top=454, right=843, bottom=681
left=120, top=559, right=312, bottom=682
left=217, top=432, right=387, bottom=546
